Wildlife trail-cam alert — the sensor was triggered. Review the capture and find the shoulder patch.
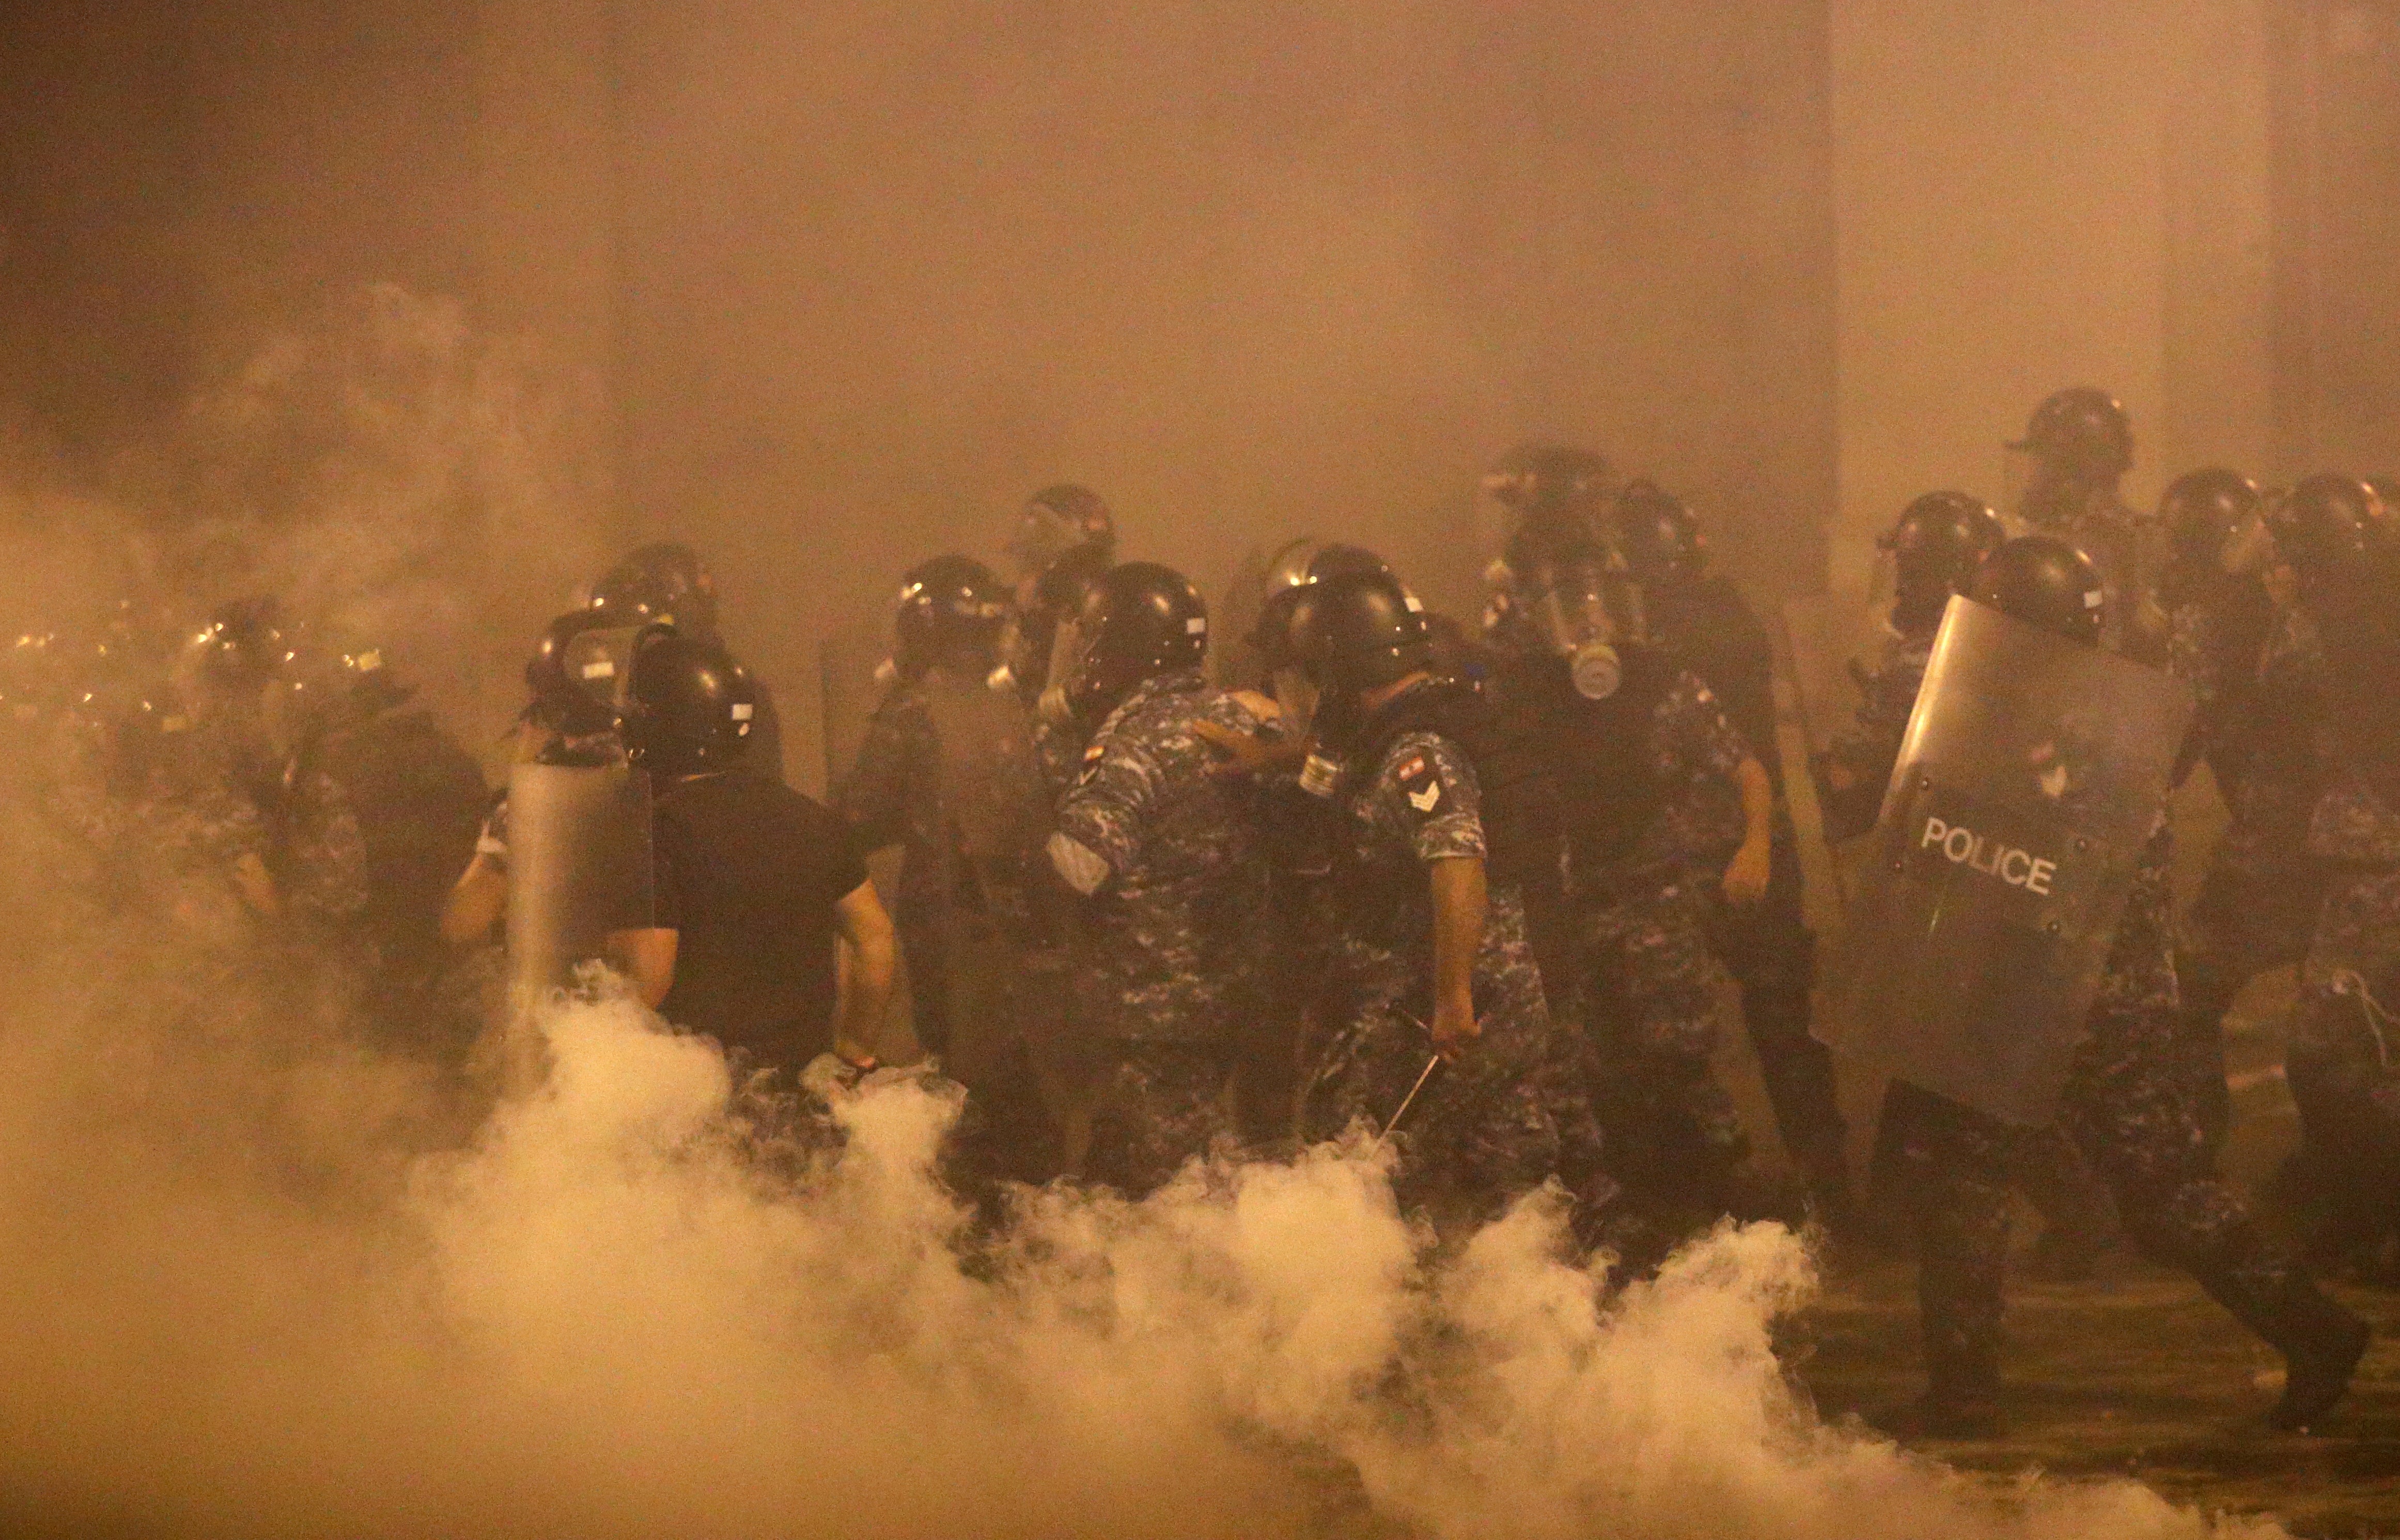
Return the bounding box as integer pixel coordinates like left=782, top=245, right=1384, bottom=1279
left=1394, top=750, right=1443, bottom=815
left=1083, top=740, right=1106, bottom=763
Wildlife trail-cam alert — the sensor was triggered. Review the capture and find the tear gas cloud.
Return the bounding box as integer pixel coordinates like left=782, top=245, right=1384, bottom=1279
left=0, top=301, right=2281, bottom=1538
left=0, top=976, right=2288, bottom=1540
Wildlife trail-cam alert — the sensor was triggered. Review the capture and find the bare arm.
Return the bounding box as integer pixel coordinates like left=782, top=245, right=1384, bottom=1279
left=1722, top=755, right=1773, bottom=906
left=831, top=880, right=897, bottom=1065
left=605, top=927, right=678, bottom=1009
left=1427, top=855, right=1487, bottom=1058
left=441, top=851, right=508, bottom=947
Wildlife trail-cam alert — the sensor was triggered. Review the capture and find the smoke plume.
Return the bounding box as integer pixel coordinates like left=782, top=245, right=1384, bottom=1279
left=0, top=291, right=2285, bottom=1540
left=0, top=966, right=2292, bottom=1539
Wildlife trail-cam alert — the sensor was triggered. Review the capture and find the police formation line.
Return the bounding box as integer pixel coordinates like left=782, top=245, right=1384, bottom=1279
left=11, top=392, right=2398, bottom=1443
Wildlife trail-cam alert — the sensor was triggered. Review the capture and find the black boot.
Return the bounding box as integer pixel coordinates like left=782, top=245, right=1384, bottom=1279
left=2264, top=1283, right=2372, bottom=1432
left=2193, top=1247, right=2372, bottom=1432
left=1879, top=1321, right=2007, bottom=1442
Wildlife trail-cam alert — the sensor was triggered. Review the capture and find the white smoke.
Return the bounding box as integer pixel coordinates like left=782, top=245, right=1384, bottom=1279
left=0, top=290, right=2288, bottom=1538
left=0, top=972, right=2289, bottom=1540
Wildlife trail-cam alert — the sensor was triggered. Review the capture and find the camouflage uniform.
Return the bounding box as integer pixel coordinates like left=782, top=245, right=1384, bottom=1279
left=91, top=727, right=280, bottom=1038
left=1303, top=728, right=1562, bottom=1220
left=1540, top=652, right=1752, bottom=1213
left=2285, top=774, right=2400, bottom=1253
left=1895, top=813, right=2344, bottom=1407
left=274, top=708, right=489, bottom=1057
left=2176, top=604, right=2330, bottom=1144
left=1052, top=670, right=1270, bottom=1196
left=1649, top=577, right=1848, bottom=1209
left=836, top=668, right=1066, bottom=1185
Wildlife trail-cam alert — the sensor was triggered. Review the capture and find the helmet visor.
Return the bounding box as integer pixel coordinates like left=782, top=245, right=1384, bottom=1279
left=1007, top=504, right=1082, bottom=577
left=1271, top=665, right=1320, bottom=741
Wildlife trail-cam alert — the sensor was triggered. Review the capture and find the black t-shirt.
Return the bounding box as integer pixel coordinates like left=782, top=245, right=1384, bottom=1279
left=650, top=771, right=868, bottom=1072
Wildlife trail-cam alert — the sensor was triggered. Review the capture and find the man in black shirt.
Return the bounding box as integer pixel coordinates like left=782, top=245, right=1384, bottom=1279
left=609, top=632, right=895, bottom=1078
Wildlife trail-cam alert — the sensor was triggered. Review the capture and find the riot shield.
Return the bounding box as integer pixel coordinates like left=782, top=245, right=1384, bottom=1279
left=922, top=667, right=1049, bottom=872
left=504, top=760, right=656, bottom=1008
left=918, top=666, right=1056, bottom=1075
left=1818, top=597, right=2193, bottom=1125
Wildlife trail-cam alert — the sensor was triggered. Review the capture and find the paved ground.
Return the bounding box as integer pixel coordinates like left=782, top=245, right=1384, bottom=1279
left=1790, top=1249, right=2400, bottom=1537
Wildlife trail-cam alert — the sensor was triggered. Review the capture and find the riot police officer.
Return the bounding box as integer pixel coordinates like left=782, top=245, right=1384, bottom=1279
left=1045, top=562, right=1271, bottom=1196
left=2006, top=388, right=2165, bottom=661
left=1280, top=566, right=1583, bottom=1223
left=173, top=595, right=291, bottom=818
left=1879, top=536, right=2367, bottom=1439
left=1005, top=482, right=1116, bottom=589
left=441, top=609, right=633, bottom=954
left=1614, top=481, right=1851, bottom=1223
left=836, top=555, right=1065, bottom=1183
left=588, top=542, right=785, bottom=783
left=609, top=632, right=896, bottom=1082
left=1819, top=493, right=2114, bottom=1275
left=2267, top=474, right=2400, bottom=1277
left=1004, top=484, right=1117, bottom=722
left=1815, top=492, right=2006, bottom=841
left=271, top=632, right=489, bottom=1055
left=1488, top=533, right=1769, bottom=1227
left=1481, top=443, right=1613, bottom=557
left=1204, top=539, right=1424, bottom=1145
left=2159, top=470, right=2307, bottom=1153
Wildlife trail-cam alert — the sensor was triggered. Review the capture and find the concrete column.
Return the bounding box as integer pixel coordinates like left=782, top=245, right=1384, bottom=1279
left=1830, top=0, right=2271, bottom=585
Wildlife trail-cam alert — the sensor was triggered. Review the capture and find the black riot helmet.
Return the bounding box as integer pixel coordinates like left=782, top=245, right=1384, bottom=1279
left=622, top=632, right=757, bottom=776
left=1884, top=491, right=2006, bottom=627
left=284, top=626, right=413, bottom=735
left=1072, top=562, right=1208, bottom=717
left=1968, top=536, right=2107, bottom=647
left=1031, top=540, right=1115, bottom=625
left=1245, top=540, right=1398, bottom=668
left=1007, top=483, right=1116, bottom=580
left=523, top=609, right=620, bottom=735
left=1611, top=480, right=1706, bottom=588
left=2158, top=468, right=2268, bottom=579
left=1483, top=442, right=1612, bottom=515
left=893, top=554, right=1010, bottom=676
left=1506, top=537, right=1647, bottom=700
left=2268, top=473, right=2377, bottom=583
left=589, top=542, right=718, bottom=639
left=1284, top=567, right=1435, bottom=705
left=181, top=595, right=289, bottom=702
left=2009, top=387, right=2134, bottom=485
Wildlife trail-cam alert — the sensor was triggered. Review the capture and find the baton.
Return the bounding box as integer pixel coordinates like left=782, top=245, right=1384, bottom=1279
left=1381, top=1053, right=1445, bottom=1141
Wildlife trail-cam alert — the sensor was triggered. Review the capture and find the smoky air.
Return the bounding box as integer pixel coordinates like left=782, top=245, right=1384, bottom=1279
left=1, top=0, right=2385, bottom=1533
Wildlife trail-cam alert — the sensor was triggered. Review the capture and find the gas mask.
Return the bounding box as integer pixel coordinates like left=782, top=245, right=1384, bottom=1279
left=1035, top=617, right=1086, bottom=727
left=1268, top=665, right=1347, bottom=798
left=1521, top=555, right=1644, bottom=700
